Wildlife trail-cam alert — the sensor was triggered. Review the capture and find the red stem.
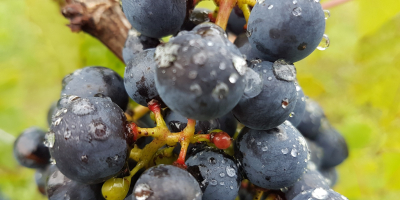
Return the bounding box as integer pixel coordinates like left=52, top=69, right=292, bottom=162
left=322, top=0, right=353, bottom=9
left=215, top=0, right=237, bottom=30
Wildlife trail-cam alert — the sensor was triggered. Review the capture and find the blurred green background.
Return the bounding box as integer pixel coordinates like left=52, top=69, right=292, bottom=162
left=1, top=0, right=400, bottom=199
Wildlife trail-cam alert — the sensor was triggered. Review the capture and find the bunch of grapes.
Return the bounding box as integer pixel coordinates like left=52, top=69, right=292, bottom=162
left=13, top=0, right=349, bottom=199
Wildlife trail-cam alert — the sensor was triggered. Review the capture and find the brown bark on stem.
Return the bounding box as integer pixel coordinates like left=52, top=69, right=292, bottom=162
left=61, top=0, right=131, bottom=63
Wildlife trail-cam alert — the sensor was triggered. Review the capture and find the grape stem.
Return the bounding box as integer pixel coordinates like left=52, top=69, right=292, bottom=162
left=322, top=0, right=353, bottom=9
left=253, top=190, right=264, bottom=200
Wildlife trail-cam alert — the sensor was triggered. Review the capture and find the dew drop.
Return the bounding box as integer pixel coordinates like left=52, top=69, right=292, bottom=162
left=190, top=83, right=203, bottom=96
left=262, top=146, right=268, bottom=151
left=188, top=71, right=198, bottom=79
left=44, top=132, right=55, bottom=148
left=72, top=98, right=95, bottom=116
left=293, top=0, right=297, bottom=4
left=219, top=62, right=226, bottom=70
left=292, top=7, right=302, bottom=16
left=220, top=173, right=225, bottom=177
left=230, top=186, right=233, bottom=190
left=212, top=82, right=229, bottom=100
left=232, top=55, right=247, bottom=75
left=135, top=183, right=153, bottom=200
left=289, top=112, right=295, bottom=118
left=268, top=5, right=274, bottom=9
left=312, top=188, right=329, bottom=199
left=243, top=68, right=263, bottom=98
left=291, top=148, right=298, bottom=157
left=193, top=51, right=208, bottom=65
left=268, top=77, right=272, bottom=81
left=64, top=129, right=71, bottom=139
left=220, top=182, right=225, bottom=186
left=324, top=10, right=330, bottom=20
left=81, top=155, right=88, bottom=162
left=210, top=179, right=218, bottom=185
left=258, top=0, right=265, bottom=4
left=282, top=148, right=289, bottom=154
left=257, top=142, right=261, bottom=145
left=229, top=73, right=239, bottom=84
left=50, top=158, right=56, bottom=165
left=314, top=0, right=320, bottom=2
left=209, top=157, right=217, bottom=164
left=273, top=59, right=296, bottom=82
left=282, top=98, right=289, bottom=108
left=53, top=118, right=62, bottom=126
left=226, top=166, right=236, bottom=177
left=317, top=34, right=330, bottom=50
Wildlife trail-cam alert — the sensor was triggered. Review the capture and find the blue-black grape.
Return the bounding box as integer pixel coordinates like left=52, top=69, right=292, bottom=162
left=131, top=164, right=202, bottom=200
left=46, top=168, right=105, bottom=200
left=315, top=126, right=348, bottom=169
left=306, top=139, right=324, bottom=168
left=319, top=167, right=338, bottom=187
left=122, top=29, right=160, bottom=64
left=227, top=7, right=246, bottom=35
left=35, top=165, right=58, bottom=195
left=13, top=127, right=50, bottom=169
left=232, top=60, right=297, bottom=130
left=48, top=96, right=131, bottom=184
left=61, top=66, right=129, bottom=111
left=233, top=33, right=249, bottom=48
left=164, top=108, right=237, bottom=136
left=121, top=0, right=186, bottom=38
left=234, top=121, right=309, bottom=189
left=296, top=98, right=326, bottom=139
left=124, top=49, right=164, bottom=107
left=247, top=0, right=325, bottom=63
left=154, top=24, right=246, bottom=120
left=285, top=162, right=330, bottom=200
left=288, top=82, right=306, bottom=127
left=291, top=188, right=348, bottom=200
left=186, top=147, right=241, bottom=200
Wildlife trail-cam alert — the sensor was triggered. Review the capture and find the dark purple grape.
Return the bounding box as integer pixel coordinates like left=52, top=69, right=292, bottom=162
left=233, top=33, right=249, bottom=48
left=234, top=121, right=309, bottom=189
left=154, top=24, right=246, bottom=120
left=315, top=126, right=348, bottom=169
left=186, top=148, right=242, bottom=200
left=122, top=0, right=187, bottom=38
left=13, top=127, right=50, bottom=169
left=122, top=29, right=160, bottom=64
left=306, top=139, right=324, bottom=168
left=124, top=49, right=164, bottom=106
left=47, top=102, right=58, bottom=126
left=319, top=167, right=338, bottom=187
left=131, top=164, right=202, bottom=200
left=48, top=96, right=130, bottom=184
left=232, top=60, right=297, bottom=130
left=296, top=98, right=326, bottom=139
left=288, top=83, right=306, bottom=127
left=247, top=0, right=325, bottom=63
left=61, top=66, right=129, bottom=111
left=181, top=8, right=212, bottom=31
left=46, top=168, right=105, bottom=200
left=285, top=162, right=330, bottom=200
left=227, top=7, right=246, bottom=35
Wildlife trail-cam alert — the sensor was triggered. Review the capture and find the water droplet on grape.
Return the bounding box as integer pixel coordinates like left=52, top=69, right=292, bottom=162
left=243, top=68, right=263, bottom=98
left=188, top=70, right=198, bottom=79
left=262, top=146, right=268, bottom=151
left=268, top=5, right=274, bottom=9
left=190, top=83, right=203, bottom=96
left=210, top=179, right=218, bottom=185
left=291, top=148, right=298, bottom=157
left=72, top=98, right=95, bottom=116
left=324, top=10, right=330, bottom=20
left=282, top=148, right=289, bottom=154
left=282, top=98, right=289, bottom=108
left=312, top=188, right=329, bottom=199
left=44, top=132, right=55, bottom=148
left=192, top=51, right=208, bottom=65
left=292, top=7, right=302, bottom=16
left=212, top=82, right=229, bottom=100
left=226, top=166, right=236, bottom=177
left=273, top=59, right=296, bottom=82
left=317, top=34, right=330, bottom=50
left=229, top=73, right=239, bottom=84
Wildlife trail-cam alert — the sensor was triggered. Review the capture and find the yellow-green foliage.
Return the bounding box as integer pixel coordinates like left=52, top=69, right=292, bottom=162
left=0, top=0, right=399, bottom=199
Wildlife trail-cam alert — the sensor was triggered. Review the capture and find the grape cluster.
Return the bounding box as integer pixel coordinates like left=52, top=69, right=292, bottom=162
left=13, top=0, right=348, bottom=199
